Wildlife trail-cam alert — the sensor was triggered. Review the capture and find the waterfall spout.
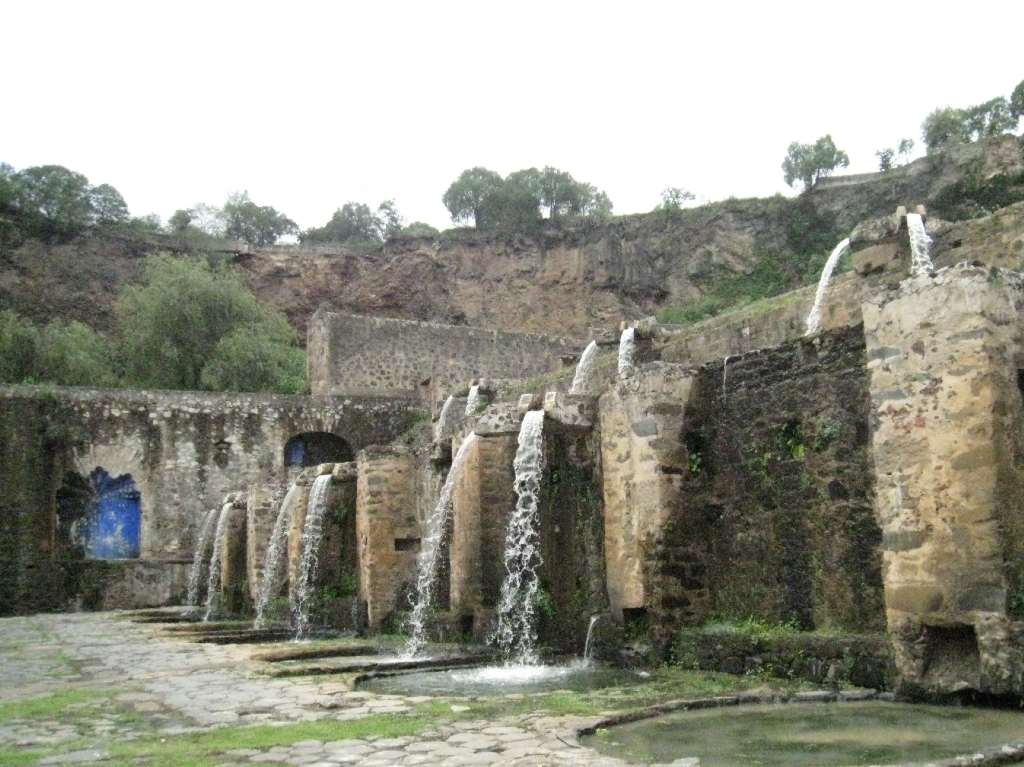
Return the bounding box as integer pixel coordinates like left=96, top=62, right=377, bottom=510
left=253, top=484, right=300, bottom=630
left=570, top=341, right=599, bottom=395
left=493, top=410, right=546, bottom=665
left=617, top=328, right=636, bottom=377
left=465, top=385, right=483, bottom=416
left=906, top=213, right=934, bottom=276
left=203, top=506, right=231, bottom=621
left=804, top=237, right=851, bottom=337
left=293, top=474, right=332, bottom=639
left=186, top=507, right=221, bottom=611
left=403, top=433, right=479, bottom=658
left=583, top=614, right=602, bottom=664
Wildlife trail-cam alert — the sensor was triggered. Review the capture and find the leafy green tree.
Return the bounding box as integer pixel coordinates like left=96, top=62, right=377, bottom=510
left=302, top=202, right=379, bottom=244
left=222, top=192, right=297, bottom=247
left=398, top=221, right=439, bottom=237
left=37, top=320, right=116, bottom=387
left=484, top=176, right=543, bottom=232
left=658, top=187, right=696, bottom=211
left=168, top=209, right=193, bottom=233
left=782, top=135, right=850, bottom=190
left=964, top=97, right=1016, bottom=139
left=200, top=326, right=306, bottom=394
left=126, top=213, right=163, bottom=235
left=442, top=167, right=504, bottom=226
left=897, top=138, right=915, bottom=163
left=88, top=184, right=129, bottom=226
left=922, top=107, right=970, bottom=152
left=0, top=310, right=40, bottom=383
left=1012, top=79, right=1024, bottom=121
left=12, top=165, right=94, bottom=239
left=376, top=200, right=403, bottom=239
left=875, top=148, right=895, bottom=172
left=118, top=255, right=304, bottom=392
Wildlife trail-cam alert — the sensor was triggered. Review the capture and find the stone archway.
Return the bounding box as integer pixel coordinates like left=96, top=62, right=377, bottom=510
left=283, top=432, right=353, bottom=468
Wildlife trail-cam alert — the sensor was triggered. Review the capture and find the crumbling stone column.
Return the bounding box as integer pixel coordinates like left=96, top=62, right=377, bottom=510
left=863, top=265, right=1024, bottom=696
left=356, top=446, right=419, bottom=631
left=218, top=493, right=248, bottom=615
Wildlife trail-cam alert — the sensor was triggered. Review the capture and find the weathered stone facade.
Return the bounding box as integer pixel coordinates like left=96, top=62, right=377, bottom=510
left=308, top=311, right=581, bottom=398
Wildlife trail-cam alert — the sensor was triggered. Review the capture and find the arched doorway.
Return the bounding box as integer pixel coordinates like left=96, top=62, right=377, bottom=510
left=283, top=432, right=353, bottom=468
left=56, top=468, right=141, bottom=559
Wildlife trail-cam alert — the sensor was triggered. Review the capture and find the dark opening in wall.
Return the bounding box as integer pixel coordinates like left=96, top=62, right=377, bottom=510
left=1017, top=370, right=1024, bottom=403
left=284, top=432, right=353, bottom=468
left=622, top=607, right=649, bottom=635
left=684, top=428, right=709, bottom=476
left=922, top=624, right=981, bottom=688
left=459, top=613, right=474, bottom=637
left=780, top=419, right=806, bottom=460
left=394, top=537, right=420, bottom=552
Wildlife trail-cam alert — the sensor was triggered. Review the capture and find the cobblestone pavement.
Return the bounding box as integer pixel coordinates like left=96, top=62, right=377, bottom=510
left=0, top=613, right=634, bottom=766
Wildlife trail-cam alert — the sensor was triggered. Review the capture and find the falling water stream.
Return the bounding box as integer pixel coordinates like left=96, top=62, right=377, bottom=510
left=186, top=507, right=221, bottom=611
left=203, top=506, right=232, bottom=621
left=617, top=328, right=636, bottom=377
left=570, top=341, right=599, bottom=395
left=804, top=237, right=851, bottom=337
left=293, top=475, right=332, bottom=639
left=465, top=385, right=483, bottom=416
left=583, top=614, right=602, bottom=664
left=906, top=213, right=934, bottom=275
left=403, top=433, right=479, bottom=658
left=253, top=484, right=301, bottom=630
left=492, top=409, right=546, bottom=665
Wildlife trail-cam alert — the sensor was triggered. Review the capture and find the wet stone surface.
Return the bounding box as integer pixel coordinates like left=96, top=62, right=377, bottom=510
left=0, top=612, right=633, bottom=766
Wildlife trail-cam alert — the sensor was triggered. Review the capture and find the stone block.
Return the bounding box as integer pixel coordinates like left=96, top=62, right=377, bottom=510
left=473, top=403, right=521, bottom=436
left=542, top=391, right=595, bottom=429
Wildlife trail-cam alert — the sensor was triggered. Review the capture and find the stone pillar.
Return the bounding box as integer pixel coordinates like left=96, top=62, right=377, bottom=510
left=863, top=265, right=1024, bottom=696
left=246, top=484, right=281, bottom=601
left=450, top=432, right=517, bottom=632
left=598, top=363, right=693, bottom=620
left=218, top=493, right=248, bottom=615
left=356, top=446, right=419, bottom=631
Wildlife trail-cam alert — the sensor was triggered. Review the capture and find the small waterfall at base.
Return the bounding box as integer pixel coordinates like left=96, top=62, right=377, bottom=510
left=203, top=507, right=231, bottom=621
left=804, top=237, right=851, bottom=337
left=617, top=328, right=636, bottom=377
left=185, top=507, right=221, bottom=611
left=583, top=614, right=602, bottom=665
left=253, top=484, right=301, bottom=630
left=438, top=395, right=456, bottom=426
left=465, top=385, right=483, bottom=417
left=403, top=433, right=480, bottom=658
left=492, top=410, right=546, bottom=665
left=293, top=474, right=332, bottom=640
left=569, top=341, right=599, bottom=395
left=906, top=213, right=934, bottom=276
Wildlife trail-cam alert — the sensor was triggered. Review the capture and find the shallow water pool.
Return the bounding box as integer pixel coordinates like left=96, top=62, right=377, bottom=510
left=582, top=701, right=1024, bottom=766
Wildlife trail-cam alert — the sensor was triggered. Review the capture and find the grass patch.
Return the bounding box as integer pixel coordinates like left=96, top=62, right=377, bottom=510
left=701, top=616, right=804, bottom=641
left=0, top=689, right=109, bottom=722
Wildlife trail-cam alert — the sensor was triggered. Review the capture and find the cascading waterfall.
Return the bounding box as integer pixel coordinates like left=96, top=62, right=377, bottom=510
left=804, top=237, right=851, bottom=337
left=293, top=474, right=332, bottom=640
left=203, top=506, right=231, bottom=621
left=465, top=385, right=483, bottom=416
left=403, top=433, right=480, bottom=658
left=569, top=341, right=599, bottom=395
left=438, top=394, right=456, bottom=427
left=492, top=409, right=546, bottom=665
left=617, top=328, right=636, bottom=377
left=253, top=484, right=301, bottom=630
left=185, top=507, right=221, bottom=611
left=906, top=213, right=934, bottom=276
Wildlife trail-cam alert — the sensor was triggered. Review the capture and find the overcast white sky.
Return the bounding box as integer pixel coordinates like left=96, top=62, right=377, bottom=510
left=2, top=1, right=1022, bottom=231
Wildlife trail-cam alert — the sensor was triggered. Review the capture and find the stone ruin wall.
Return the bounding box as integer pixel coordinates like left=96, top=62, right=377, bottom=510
left=307, top=311, right=582, bottom=399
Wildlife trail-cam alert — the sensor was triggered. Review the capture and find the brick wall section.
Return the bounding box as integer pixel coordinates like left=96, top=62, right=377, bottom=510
left=308, top=311, right=582, bottom=398
left=356, top=446, right=420, bottom=631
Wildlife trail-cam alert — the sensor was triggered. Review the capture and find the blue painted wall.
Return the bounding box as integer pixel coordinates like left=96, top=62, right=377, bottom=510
left=84, top=468, right=141, bottom=559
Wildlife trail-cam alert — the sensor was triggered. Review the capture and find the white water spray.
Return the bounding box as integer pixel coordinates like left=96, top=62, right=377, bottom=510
left=583, top=614, right=602, bottom=664
left=465, top=385, right=483, bottom=416
left=403, top=433, right=479, bottom=658
left=569, top=341, right=599, bottom=395
left=906, top=213, right=934, bottom=276
left=293, top=475, right=332, bottom=639
left=493, top=410, right=546, bottom=665
left=203, top=506, right=231, bottom=621
left=186, top=507, right=221, bottom=610
left=253, top=484, right=300, bottom=630
left=617, top=328, right=636, bottom=377
left=804, top=237, right=851, bottom=337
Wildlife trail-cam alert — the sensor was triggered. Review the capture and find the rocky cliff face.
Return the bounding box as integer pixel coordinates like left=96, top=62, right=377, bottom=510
left=2, top=135, right=1022, bottom=338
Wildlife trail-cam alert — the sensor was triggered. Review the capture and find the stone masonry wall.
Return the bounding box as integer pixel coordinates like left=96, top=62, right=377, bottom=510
left=308, top=311, right=582, bottom=398
left=863, top=265, right=1024, bottom=696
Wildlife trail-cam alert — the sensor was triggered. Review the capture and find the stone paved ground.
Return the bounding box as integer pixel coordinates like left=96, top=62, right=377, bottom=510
left=0, top=612, right=636, bottom=766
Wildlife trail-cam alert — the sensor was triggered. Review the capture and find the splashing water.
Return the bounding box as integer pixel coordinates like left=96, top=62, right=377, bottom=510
left=465, top=385, right=483, bottom=416
left=253, top=484, right=301, bottom=630
left=804, top=237, right=851, bottom=337
left=906, top=213, right=934, bottom=276
left=203, top=505, right=232, bottom=621
left=403, top=433, right=479, bottom=657
left=492, top=410, right=546, bottom=664
left=293, top=475, right=332, bottom=639
left=185, top=507, right=221, bottom=611
left=617, top=328, right=636, bottom=377
left=569, top=341, right=599, bottom=395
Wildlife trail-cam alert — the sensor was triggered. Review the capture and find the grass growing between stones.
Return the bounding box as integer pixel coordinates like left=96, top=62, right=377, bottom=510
left=0, top=689, right=109, bottom=721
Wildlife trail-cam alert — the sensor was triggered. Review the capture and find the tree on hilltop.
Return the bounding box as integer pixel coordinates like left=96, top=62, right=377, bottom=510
left=222, top=192, right=297, bottom=247
left=442, top=167, right=504, bottom=227
left=782, top=135, right=850, bottom=190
